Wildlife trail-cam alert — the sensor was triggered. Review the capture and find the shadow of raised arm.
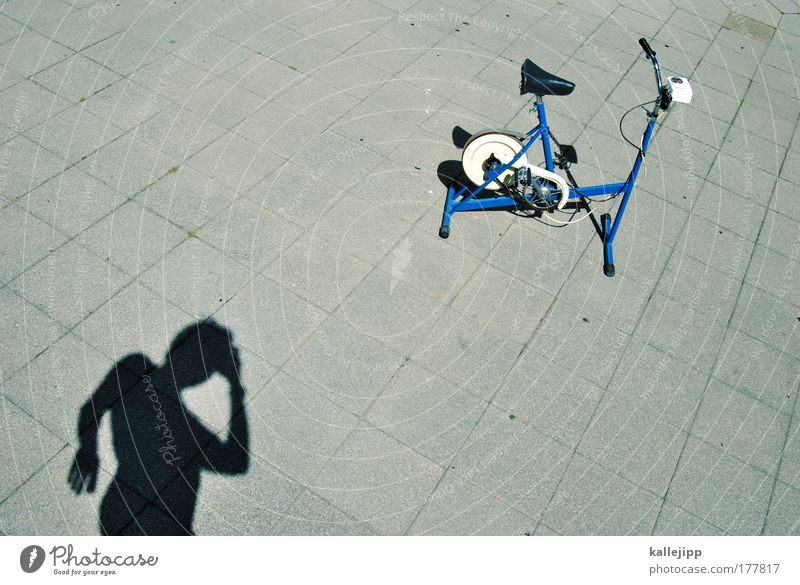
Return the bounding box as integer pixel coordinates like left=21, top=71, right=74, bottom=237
left=200, top=347, right=249, bottom=474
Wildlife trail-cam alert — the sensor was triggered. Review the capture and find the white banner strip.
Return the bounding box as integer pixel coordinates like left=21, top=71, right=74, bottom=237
left=2, top=536, right=798, bottom=584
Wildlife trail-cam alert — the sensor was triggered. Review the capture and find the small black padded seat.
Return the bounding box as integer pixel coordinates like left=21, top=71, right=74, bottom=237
left=520, top=59, right=575, bottom=96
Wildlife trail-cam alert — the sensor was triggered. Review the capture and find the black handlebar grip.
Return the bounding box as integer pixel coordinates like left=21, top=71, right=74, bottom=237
left=639, top=37, right=656, bottom=59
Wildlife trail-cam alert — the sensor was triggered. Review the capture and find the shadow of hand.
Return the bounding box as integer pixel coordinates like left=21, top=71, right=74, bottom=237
left=217, top=345, right=245, bottom=397
left=68, top=449, right=99, bottom=495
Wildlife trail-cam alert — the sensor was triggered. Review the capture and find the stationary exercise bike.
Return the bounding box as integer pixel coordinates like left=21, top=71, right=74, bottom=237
left=438, top=38, right=693, bottom=277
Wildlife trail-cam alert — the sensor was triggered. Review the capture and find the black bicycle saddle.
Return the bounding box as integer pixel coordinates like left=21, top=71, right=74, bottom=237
left=520, top=59, right=575, bottom=96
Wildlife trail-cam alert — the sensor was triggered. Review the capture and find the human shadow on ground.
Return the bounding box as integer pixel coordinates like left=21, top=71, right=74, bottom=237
left=68, top=320, right=249, bottom=535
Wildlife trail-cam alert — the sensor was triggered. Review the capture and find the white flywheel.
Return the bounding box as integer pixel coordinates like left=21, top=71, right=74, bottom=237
left=461, top=131, right=528, bottom=191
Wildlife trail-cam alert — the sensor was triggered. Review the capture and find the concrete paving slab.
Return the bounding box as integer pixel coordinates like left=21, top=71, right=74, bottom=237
left=343, top=163, right=440, bottom=219
left=0, top=397, right=65, bottom=503
left=82, top=79, right=172, bottom=132
left=777, top=418, right=800, bottom=491
left=0, top=447, right=146, bottom=536
left=692, top=180, right=766, bottom=241
left=289, top=129, right=384, bottom=188
left=188, top=130, right=286, bottom=192
left=272, top=35, right=341, bottom=74
left=763, top=481, right=800, bottom=535
left=137, top=165, right=236, bottom=232
left=382, top=307, right=522, bottom=402
left=0, top=332, right=132, bottom=443
left=239, top=371, right=357, bottom=482
left=607, top=341, right=710, bottom=432
left=198, top=196, right=304, bottom=272
left=312, top=195, right=416, bottom=264
left=134, top=104, right=227, bottom=161
left=345, top=32, right=425, bottom=75
left=744, top=241, right=800, bottom=294
left=283, top=315, right=405, bottom=416
left=8, top=240, right=130, bottom=329
left=634, top=291, right=728, bottom=375
left=23, top=167, right=124, bottom=239
left=180, top=32, right=255, bottom=74
left=558, top=256, right=654, bottom=334
left=81, top=32, right=168, bottom=76
left=229, top=101, right=296, bottom=148
left=0, top=30, right=73, bottom=77
left=416, top=204, right=514, bottom=262
left=263, top=231, right=372, bottom=312
left=714, top=330, right=799, bottom=415
left=452, top=263, right=554, bottom=343
left=652, top=502, right=726, bottom=536
left=76, top=281, right=194, bottom=366
left=542, top=452, right=661, bottom=535
left=214, top=273, right=328, bottom=367
left=377, top=225, right=482, bottom=304
left=2, top=0, right=799, bottom=536
left=674, top=215, right=756, bottom=280
left=32, top=10, right=120, bottom=52
left=139, top=236, right=252, bottom=319
left=272, top=489, right=375, bottom=535
left=450, top=405, right=572, bottom=521
left=0, top=10, right=32, bottom=43
left=184, top=77, right=266, bottom=129
left=692, top=378, right=789, bottom=475
left=529, top=298, right=629, bottom=387
left=131, top=55, right=211, bottom=102
left=79, top=132, right=179, bottom=197
left=192, top=458, right=302, bottom=535
left=495, top=358, right=604, bottom=450
left=742, top=81, right=800, bottom=124
left=0, top=135, right=67, bottom=205
left=0, top=204, right=67, bottom=285
left=407, top=469, right=534, bottom=535
left=489, top=223, right=579, bottom=296
left=222, top=52, right=303, bottom=98
left=366, top=360, right=487, bottom=465
left=32, top=53, right=121, bottom=103
left=758, top=208, right=800, bottom=259
left=730, top=282, right=800, bottom=358
left=76, top=199, right=185, bottom=277
left=273, top=76, right=360, bottom=127
left=0, top=288, right=66, bottom=382
left=312, top=425, right=444, bottom=535
left=311, top=55, right=390, bottom=99
left=664, top=436, right=773, bottom=535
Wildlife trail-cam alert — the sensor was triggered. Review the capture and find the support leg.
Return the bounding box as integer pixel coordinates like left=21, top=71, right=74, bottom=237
left=439, top=183, right=455, bottom=239
left=601, top=213, right=615, bottom=277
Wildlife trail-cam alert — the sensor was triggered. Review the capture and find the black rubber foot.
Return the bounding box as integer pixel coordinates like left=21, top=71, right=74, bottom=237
left=439, top=226, right=450, bottom=239
left=604, top=264, right=615, bottom=277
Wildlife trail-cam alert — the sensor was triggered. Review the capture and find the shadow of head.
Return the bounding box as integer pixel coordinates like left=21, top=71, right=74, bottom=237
left=69, top=319, right=250, bottom=535
left=160, top=319, right=242, bottom=395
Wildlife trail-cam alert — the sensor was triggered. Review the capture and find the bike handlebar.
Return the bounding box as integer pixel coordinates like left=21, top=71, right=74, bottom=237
left=638, top=38, right=656, bottom=59
left=638, top=38, right=671, bottom=112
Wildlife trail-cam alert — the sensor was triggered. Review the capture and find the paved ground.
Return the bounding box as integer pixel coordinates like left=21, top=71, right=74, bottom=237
left=0, top=0, right=799, bottom=536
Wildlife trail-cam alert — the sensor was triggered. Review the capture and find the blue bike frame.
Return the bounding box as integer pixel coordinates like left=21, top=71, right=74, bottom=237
left=439, top=39, right=667, bottom=277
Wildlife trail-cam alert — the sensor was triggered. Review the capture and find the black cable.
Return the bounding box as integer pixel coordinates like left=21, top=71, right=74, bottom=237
left=568, top=100, right=657, bottom=204
left=570, top=172, right=628, bottom=203
left=620, top=100, right=657, bottom=155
